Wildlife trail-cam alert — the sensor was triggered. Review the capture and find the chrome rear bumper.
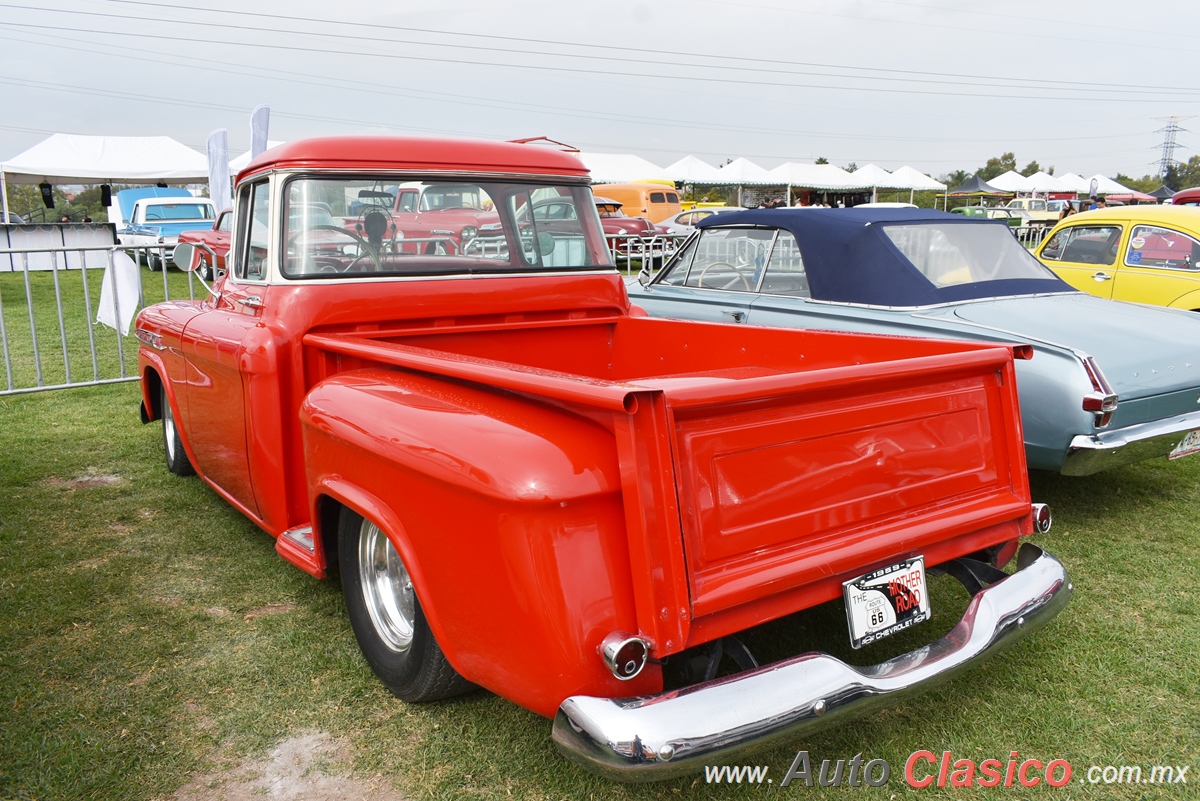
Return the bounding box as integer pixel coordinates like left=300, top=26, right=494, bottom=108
left=1062, top=409, right=1200, bottom=475
left=552, top=544, right=1070, bottom=782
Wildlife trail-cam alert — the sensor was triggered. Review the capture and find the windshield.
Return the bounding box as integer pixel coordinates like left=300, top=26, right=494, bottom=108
left=281, top=176, right=611, bottom=279
left=882, top=222, right=1057, bottom=287
left=142, top=203, right=214, bottom=221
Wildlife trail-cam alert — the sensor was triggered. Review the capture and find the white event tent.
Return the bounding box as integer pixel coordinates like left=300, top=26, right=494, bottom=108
left=986, top=170, right=1035, bottom=193
left=718, top=158, right=776, bottom=185
left=769, top=162, right=866, bottom=190
left=889, top=166, right=947, bottom=191
left=851, top=164, right=907, bottom=201
left=1024, top=171, right=1074, bottom=194
left=664, top=155, right=724, bottom=184
left=578, top=152, right=673, bottom=184
left=1055, top=173, right=1092, bottom=194
left=1088, top=174, right=1135, bottom=195
left=1, top=133, right=209, bottom=220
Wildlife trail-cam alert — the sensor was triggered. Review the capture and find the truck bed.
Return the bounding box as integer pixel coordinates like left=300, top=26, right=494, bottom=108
left=304, top=314, right=1031, bottom=652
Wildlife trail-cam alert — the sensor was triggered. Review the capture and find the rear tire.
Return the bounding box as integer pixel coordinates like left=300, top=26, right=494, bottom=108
left=161, top=385, right=195, bottom=476
left=338, top=507, right=472, bottom=702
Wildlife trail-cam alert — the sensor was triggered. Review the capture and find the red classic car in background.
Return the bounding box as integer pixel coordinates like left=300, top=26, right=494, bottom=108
left=175, top=207, right=232, bottom=280
left=143, top=136, right=1069, bottom=781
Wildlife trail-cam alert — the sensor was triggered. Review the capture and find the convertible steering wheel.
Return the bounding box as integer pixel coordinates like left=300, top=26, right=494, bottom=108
left=287, top=225, right=383, bottom=273
left=697, top=261, right=753, bottom=291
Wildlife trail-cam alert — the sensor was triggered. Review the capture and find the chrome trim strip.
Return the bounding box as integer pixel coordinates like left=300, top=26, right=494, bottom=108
left=552, top=544, right=1070, bottom=782
left=1062, top=409, right=1200, bottom=475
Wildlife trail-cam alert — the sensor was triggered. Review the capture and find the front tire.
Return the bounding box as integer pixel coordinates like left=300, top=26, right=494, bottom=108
left=338, top=507, right=472, bottom=702
left=161, top=385, right=195, bottom=476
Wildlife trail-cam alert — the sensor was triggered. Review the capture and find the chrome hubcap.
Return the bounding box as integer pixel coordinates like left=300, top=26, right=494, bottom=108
left=357, top=519, right=415, bottom=653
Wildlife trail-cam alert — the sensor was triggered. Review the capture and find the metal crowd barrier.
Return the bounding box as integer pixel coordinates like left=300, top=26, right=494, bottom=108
left=0, top=243, right=202, bottom=396
left=1013, top=225, right=1051, bottom=250
left=605, top=233, right=687, bottom=265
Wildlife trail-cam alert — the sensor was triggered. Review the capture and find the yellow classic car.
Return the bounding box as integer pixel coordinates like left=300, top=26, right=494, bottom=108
left=1036, top=206, right=1200, bottom=309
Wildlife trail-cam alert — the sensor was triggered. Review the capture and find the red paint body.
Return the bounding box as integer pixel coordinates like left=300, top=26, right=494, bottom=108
left=136, top=136, right=1035, bottom=718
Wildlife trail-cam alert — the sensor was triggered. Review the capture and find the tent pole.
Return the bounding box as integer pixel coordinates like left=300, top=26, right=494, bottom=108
left=1, top=168, right=8, bottom=222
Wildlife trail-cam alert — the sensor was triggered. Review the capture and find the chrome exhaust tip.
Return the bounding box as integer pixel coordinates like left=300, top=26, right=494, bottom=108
left=1031, top=503, right=1052, bottom=535
left=600, top=632, right=649, bottom=681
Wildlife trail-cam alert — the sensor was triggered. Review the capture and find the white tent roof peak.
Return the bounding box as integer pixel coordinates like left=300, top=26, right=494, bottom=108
left=985, top=170, right=1035, bottom=193
left=769, top=162, right=866, bottom=189
left=664, top=155, right=723, bottom=183
left=889, top=166, right=946, bottom=191
left=1055, top=173, right=1091, bottom=193
left=576, top=152, right=673, bottom=183
left=851, top=163, right=906, bottom=189
left=718, top=157, right=775, bottom=185
left=1, top=133, right=209, bottom=184
left=1023, top=171, right=1073, bottom=193
left=1088, top=174, right=1135, bottom=195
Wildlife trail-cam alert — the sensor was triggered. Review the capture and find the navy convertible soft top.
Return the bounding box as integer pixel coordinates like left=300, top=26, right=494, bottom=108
left=694, top=207, right=1072, bottom=307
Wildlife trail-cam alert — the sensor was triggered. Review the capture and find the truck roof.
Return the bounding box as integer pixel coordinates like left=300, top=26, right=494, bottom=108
left=237, top=136, right=591, bottom=184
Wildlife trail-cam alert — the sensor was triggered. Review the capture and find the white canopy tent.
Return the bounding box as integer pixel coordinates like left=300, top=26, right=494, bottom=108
left=768, top=162, right=866, bottom=189
left=1, top=133, right=209, bottom=220
left=887, top=165, right=947, bottom=203
left=1024, top=171, right=1075, bottom=194
left=986, top=170, right=1035, bottom=193
left=664, top=155, right=724, bottom=183
left=718, top=158, right=775, bottom=185
left=577, top=152, right=673, bottom=183
left=889, top=166, right=947, bottom=191
left=1055, top=173, right=1092, bottom=193
left=1088, top=174, right=1135, bottom=195
left=851, top=163, right=906, bottom=201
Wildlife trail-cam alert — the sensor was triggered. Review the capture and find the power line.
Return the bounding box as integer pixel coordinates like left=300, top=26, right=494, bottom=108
left=3, top=2, right=1199, bottom=100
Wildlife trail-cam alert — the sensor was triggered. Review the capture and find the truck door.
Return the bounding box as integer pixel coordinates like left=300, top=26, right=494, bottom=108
left=180, top=180, right=269, bottom=517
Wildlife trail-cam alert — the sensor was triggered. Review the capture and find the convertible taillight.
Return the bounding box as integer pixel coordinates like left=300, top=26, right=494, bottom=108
left=1082, top=357, right=1118, bottom=428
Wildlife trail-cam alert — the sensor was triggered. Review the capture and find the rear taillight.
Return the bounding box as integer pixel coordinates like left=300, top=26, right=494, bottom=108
left=1082, top=357, right=1118, bottom=428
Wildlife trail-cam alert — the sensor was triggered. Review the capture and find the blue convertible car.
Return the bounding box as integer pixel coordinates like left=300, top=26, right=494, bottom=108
left=629, top=208, right=1200, bottom=475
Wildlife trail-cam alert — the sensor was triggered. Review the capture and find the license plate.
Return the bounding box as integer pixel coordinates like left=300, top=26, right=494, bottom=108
left=843, top=557, right=930, bottom=649
left=1169, top=429, right=1200, bottom=460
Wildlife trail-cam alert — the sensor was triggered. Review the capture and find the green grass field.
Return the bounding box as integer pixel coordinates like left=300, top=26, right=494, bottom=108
left=0, top=267, right=203, bottom=392
left=2, top=381, right=1198, bottom=799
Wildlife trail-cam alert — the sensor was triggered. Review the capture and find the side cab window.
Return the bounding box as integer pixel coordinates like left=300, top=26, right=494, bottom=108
left=234, top=180, right=271, bottom=281
left=1125, top=225, right=1200, bottom=270
left=1040, top=225, right=1121, bottom=265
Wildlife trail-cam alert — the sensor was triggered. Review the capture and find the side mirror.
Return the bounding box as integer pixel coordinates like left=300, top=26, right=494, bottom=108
left=171, top=243, right=201, bottom=272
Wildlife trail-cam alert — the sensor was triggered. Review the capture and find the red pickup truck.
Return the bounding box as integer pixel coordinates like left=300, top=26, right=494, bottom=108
left=137, top=136, right=1069, bottom=781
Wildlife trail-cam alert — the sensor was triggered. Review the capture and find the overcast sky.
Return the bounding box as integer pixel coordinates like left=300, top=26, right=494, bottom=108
left=4, top=0, right=1199, bottom=181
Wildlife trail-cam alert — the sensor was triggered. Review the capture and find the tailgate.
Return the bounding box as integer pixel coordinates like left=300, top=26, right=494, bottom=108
left=664, top=348, right=1030, bottom=620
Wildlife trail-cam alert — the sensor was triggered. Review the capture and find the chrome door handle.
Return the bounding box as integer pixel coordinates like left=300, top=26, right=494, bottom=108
left=1091, top=272, right=1111, bottom=282
left=722, top=310, right=746, bottom=323
left=237, top=295, right=263, bottom=308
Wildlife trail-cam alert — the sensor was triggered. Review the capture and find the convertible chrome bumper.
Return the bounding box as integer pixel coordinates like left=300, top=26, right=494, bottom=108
left=552, top=544, right=1070, bottom=782
left=1062, top=409, right=1200, bottom=476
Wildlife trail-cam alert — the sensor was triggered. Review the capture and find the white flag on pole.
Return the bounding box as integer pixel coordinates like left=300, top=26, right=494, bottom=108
left=250, top=105, right=271, bottom=159
left=206, top=128, right=231, bottom=210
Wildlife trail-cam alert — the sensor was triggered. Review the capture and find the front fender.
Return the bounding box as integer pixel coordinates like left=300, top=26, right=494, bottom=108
left=299, top=367, right=657, bottom=716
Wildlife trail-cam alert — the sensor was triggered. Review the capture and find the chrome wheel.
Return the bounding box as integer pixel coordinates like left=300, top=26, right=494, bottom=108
left=163, top=396, right=177, bottom=462
left=357, top=519, right=416, bottom=653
